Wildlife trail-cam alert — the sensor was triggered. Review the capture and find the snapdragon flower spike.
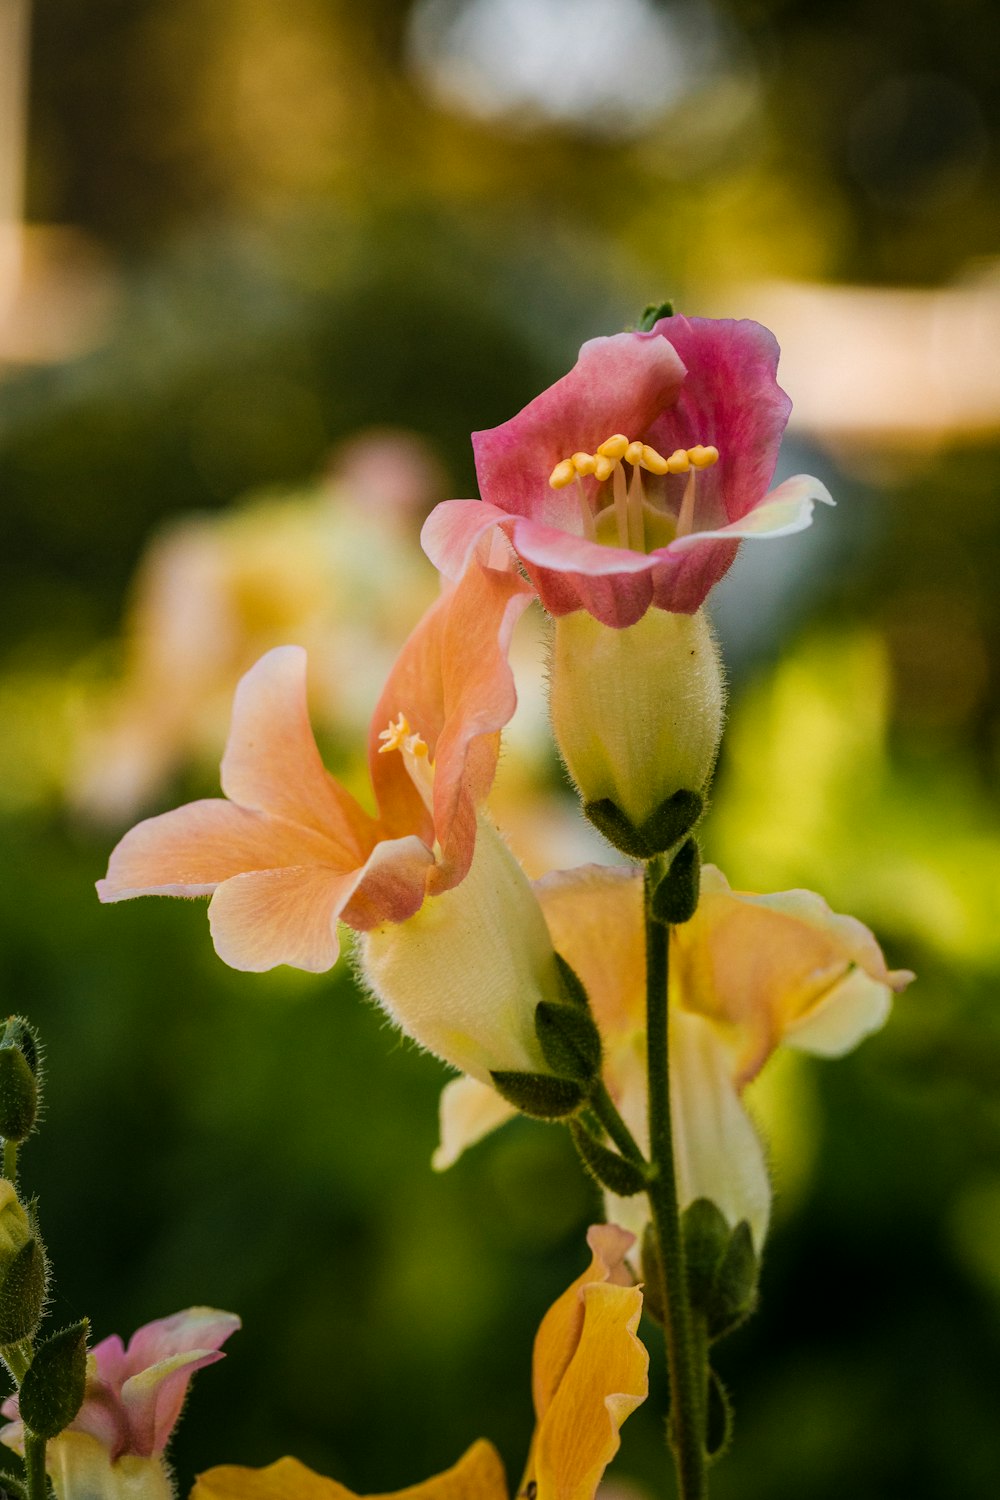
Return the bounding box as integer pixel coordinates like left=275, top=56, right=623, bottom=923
left=423, top=316, right=833, bottom=628
left=97, top=557, right=532, bottom=972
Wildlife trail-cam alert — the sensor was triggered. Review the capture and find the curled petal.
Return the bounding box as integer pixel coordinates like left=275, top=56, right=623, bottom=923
left=121, top=1349, right=227, bottom=1459
left=432, top=1076, right=518, bottom=1171
left=192, top=1439, right=508, bottom=1500
left=531, top=1224, right=635, bottom=1424
left=668, top=473, right=835, bottom=553
left=220, top=647, right=374, bottom=860
left=531, top=1281, right=648, bottom=1500
left=420, top=499, right=516, bottom=584
left=123, top=1310, right=242, bottom=1379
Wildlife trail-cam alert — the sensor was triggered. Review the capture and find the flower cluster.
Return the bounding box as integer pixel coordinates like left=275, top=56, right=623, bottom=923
left=89, top=309, right=910, bottom=1500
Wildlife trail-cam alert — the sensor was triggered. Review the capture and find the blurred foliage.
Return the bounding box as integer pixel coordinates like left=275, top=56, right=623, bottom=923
left=3, top=1, right=1000, bottom=1499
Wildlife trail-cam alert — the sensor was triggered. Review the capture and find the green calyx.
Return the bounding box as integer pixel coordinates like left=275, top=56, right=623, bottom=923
left=570, top=1121, right=647, bottom=1197
left=584, top=789, right=703, bottom=862
left=18, top=1320, right=89, bottom=1440
left=535, top=1002, right=603, bottom=1086
left=489, top=1070, right=584, bottom=1120
left=0, top=1020, right=41, bottom=1146
left=636, top=300, right=675, bottom=330
left=650, top=838, right=701, bottom=926
left=682, top=1198, right=760, bottom=1342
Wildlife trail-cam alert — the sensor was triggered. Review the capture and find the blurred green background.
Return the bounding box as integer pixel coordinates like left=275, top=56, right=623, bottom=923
left=2, top=1, right=1000, bottom=1497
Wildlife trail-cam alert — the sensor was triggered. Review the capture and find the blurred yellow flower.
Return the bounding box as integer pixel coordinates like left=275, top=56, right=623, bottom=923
left=190, top=1226, right=647, bottom=1500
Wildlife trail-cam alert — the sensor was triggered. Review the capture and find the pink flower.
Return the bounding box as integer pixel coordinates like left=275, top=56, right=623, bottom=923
left=423, top=316, right=833, bottom=628
left=1, top=1308, right=240, bottom=1462
left=97, top=557, right=531, bottom=973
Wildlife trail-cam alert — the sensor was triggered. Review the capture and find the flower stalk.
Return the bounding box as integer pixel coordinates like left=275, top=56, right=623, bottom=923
left=643, top=860, right=708, bottom=1500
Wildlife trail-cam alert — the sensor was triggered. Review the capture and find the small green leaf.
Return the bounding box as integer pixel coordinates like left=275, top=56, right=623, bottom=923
left=569, top=1122, right=647, bottom=1196
left=535, top=1002, right=602, bottom=1085
left=636, top=300, right=674, bottom=331
left=583, top=799, right=651, bottom=860
left=709, top=1220, right=759, bottom=1338
left=19, top=1320, right=88, bottom=1439
left=0, top=1237, right=47, bottom=1347
left=639, top=790, right=703, bottom=856
left=489, top=1071, right=584, bottom=1120
left=651, top=838, right=701, bottom=926
left=682, top=1197, right=731, bottom=1309
left=554, top=953, right=590, bottom=1011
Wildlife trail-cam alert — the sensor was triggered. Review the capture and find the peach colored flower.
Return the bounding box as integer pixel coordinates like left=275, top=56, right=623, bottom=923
left=98, top=557, right=531, bottom=974
left=435, top=865, right=912, bottom=1247
left=190, top=1226, right=647, bottom=1500
left=423, top=316, right=832, bottom=628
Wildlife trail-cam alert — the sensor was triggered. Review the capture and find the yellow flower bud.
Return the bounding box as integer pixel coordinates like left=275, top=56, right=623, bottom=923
left=0, top=1180, right=32, bottom=1261
left=359, top=818, right=562, bottom=1084
left=549, top=606, right=725, bottom=831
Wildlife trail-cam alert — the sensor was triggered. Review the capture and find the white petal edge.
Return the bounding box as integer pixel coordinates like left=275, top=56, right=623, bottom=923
left=668, top=474, right=835, bottom=553
left=432, top=1075, right=518, bottom=1171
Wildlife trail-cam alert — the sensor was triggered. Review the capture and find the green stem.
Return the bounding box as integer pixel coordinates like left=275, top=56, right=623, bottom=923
left=24, top=1432, right=46, bottom=1500
left=643, top=863, right=708, bottom=1500
left=3, top=1340, right=31, bottom=1383
left=589, top=1082, right=648, bottom=1169
left=3, top=1139, right=18, bottom=1183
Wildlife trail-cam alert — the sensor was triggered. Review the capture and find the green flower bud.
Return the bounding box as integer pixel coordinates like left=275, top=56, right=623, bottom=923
left=550, top=606, right=725, bottom=834
left=0, top=1181, right=47, bottom=1345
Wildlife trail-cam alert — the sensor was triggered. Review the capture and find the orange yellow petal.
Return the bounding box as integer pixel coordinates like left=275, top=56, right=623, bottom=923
left=192, top=1439, right=507, bottom=1500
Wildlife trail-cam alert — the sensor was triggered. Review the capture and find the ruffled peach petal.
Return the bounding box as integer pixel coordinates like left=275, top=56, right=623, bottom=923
left=534, top=866, right=645, bottom=1042
left=220, top=647, right=374, bottom=860
left=783, top=962, right=907, bottom=1057
left=208, top=867, right=359, bottom=972
left=121, top=1350, right=227, bottom=1458
left=667, top=473, right=834, bottom=553
left=669, top=1008, right=772, bottom=1248
left=531, top=1281, right=647, bottom=1500
left=98, top=801, right=342, bottom=901
left=192, top=1440, right=507, bottom=1500
left=531, top=1225, right=635, bottom=1423
left=432, top=1075, right=518, bottom=1171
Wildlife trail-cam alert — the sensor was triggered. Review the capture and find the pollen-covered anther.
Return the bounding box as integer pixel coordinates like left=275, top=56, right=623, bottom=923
left=666, top=448, right=691, bottom=474
left=688, top=444, right=720, bottom=469
left=378, top=713, right=413, bottom=755
left=596, top=433, right=630, bottom=460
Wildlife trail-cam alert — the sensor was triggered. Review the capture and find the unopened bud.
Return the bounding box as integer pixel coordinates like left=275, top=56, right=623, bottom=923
left=0, top=1181, right=47, bottom=1345
left=550, top=606, right=725, bottom=838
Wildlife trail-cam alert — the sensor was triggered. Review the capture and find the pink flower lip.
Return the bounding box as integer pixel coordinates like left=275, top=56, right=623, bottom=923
left=422, top=315, right=833, bottom=627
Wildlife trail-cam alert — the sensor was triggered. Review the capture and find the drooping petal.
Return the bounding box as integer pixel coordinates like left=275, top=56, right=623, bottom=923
left=123, top=1310, right=242, bottom=1381
left=207, top=866, right=359, bottom=972
left=667, top=473, right=835, bottom=552
left=121, top=1349, right=228, bottom=1458
left=472, top=332, right=686, bottom=527
left=530, top=1281, right=647, bottom=1500
left=432, top=1075, right=518, bottom=1171
left=531, top=1224, right=635, bottom=1423
left=220, top=647, right=374, bottom=860
left=669, top=1008, right=772, bottom=1248
left=192, top=1439, right=508, bottom=1500
left=98, top=800, right=343, bottom=902
left=420, top=499, right=517, bottom=584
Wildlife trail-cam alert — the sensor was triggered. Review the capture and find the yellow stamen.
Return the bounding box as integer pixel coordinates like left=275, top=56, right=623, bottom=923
left=625, top=440, right=644, bottom=466
left=378, top=714, right=435, bottom=814
left=593, top=454, right=615, bottom=482
left=597, top=433, right=630, bottom=460
left=576, top=474, right=596, bottom=541
left=378, top=713, right=412, bottom=755
left=612, top=462, right=629, bottom=548
left=572, top=451, right=597, bottom=475
left=676, top=471, right=697, bottom=538
left=688, top=444, right=719, bottom=469
left=640, top=444, right=669, bottom=474
left=666, top=448, right=691, bottom=474
left=549, top=458, right=576, bottom=489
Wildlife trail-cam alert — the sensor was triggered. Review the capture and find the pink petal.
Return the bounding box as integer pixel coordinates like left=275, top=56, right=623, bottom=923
left=207, top=866, right=361, bottom=971
left=98, top=800, right=345, bottom=901
left=472, top=332, right=686, bottom=523
left=220, top=648, right=374, bottom=860
left=121, top=1349, right=227, bottom=1457
left=123, top=1310, right=241, bottom=1378
left=645, top=316, right=792, bottom=528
